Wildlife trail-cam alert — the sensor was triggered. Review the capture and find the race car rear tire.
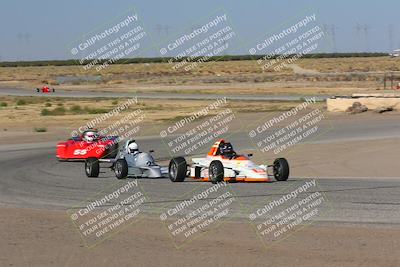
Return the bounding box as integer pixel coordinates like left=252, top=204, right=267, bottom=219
left=209, top=160, right=224, bottom=184
left=85, top=157, right=100, bottom=178
left=273, top=158, right=289, bottom=181
left=115, top=159, right=128, bottom=179
left=169, top=157, right=187, bottom=182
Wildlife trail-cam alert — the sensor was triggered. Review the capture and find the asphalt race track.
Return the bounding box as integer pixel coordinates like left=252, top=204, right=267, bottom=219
left=1, top=120, right=400, bottom=225
left=0, top=87, right=329, bottom=101
left=1, top=86, right=400, bottom=225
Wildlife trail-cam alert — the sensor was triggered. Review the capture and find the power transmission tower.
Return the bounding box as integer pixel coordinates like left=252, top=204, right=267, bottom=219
left=355, top=23, right=362, bottom=52
left=323, top=24, right=338, bottom=53
left=355, top=23, right=370, bottom=52
left=163, top=25, right=172, bottom=36
left=154, top=24, right=162, bottom=36
left=154, top=24, right=172, bottom=36
left=388, top=24, right=394, bottom=52
left=362, top=24, right=371, bottom=52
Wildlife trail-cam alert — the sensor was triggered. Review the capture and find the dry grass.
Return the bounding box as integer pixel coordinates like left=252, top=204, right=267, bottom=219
left=0, top=96, right=321, bottom=129
left=0, top=57, right=398, bottom=94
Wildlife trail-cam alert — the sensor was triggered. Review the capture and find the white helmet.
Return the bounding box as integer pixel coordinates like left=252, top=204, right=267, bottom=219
left=83, top=131, right=97, bottom=142
left=128, top=142, right=139, bottom=153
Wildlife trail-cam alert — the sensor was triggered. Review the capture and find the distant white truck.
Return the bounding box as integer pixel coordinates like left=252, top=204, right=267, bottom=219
left=390, top=49, right=400, bottom=57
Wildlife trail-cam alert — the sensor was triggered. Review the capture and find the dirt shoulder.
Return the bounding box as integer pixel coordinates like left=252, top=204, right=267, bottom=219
left=1, top=206, right=399, bottom=267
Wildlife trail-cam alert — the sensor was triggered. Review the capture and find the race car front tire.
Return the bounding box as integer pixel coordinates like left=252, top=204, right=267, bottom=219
left=115, top=159, right=128, bottom=179
left=169, top=157, right=187, bottom=182
left=209, top=160, right=224, bottom=184
left=85, top=157, right=100, bottom=177
left=273, top=158, right=289, bottom=181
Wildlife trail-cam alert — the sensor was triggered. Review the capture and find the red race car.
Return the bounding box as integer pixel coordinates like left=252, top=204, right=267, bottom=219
left=56, top=129, right=119, bottom=161
left=36, top=85, right=55, bottom=93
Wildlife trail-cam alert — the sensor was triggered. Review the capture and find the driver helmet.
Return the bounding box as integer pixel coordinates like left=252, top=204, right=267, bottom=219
left=83, top=131, right=98, bottom=142
left=128, top=142, right=139, bottom=153
left=220, top=142, right=234, bottom=155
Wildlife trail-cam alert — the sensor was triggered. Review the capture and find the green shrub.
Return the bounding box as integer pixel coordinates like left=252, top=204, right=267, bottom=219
left=112, top=100, right=118, bottom=105
left=16, top=99, right=26, bottom=105
left=45, top=102, right=52, bottom=107
left=40, top=107, right=66, bottom=116
left=41, top=108, right=51, bottom=116
left=0, top=102, right=7, bottom=107
left=57, top=103, right=63, bottom=106
left=52, top=107, right=66, bottom=115
left=69, top=105, right=82, bottom=113
left=84, top=106, right=109, bottom=114
left=34, top=127, right=47, bottom=132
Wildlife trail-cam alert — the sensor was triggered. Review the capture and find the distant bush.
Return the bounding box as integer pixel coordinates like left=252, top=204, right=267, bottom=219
left=45, top=102, right=52, bottom=107
left=41, top=107, right=66, bottom=116
left=57, top=103, right=63, bottom=106
left=84, top=106, right=109, bottom=114
left=34, top=127, right=47, bottom=132
left=69, top=105, right=82, bottom=113
left=41, top=108, right=51, bottom=116
left=16, top=99, right=26, bottom=105
left=112, top=100, right=118, bottom=105
left=0, top=53, right=389, bottom=67
left=52, top=107, right=66, bottom=115
left=0, top=102, right=7, bottom=107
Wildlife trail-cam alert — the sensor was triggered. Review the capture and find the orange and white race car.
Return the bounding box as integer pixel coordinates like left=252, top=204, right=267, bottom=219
left=168, top=139, right=289, bottom=183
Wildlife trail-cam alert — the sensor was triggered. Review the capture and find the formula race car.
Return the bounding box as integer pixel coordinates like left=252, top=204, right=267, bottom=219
left=168, top=139, right=289, bottom=183
left=56, top=129, right=119, bottom=161
left=85, top=139, right=167, bottom=179
left=36, top=85, right=55, bottom=93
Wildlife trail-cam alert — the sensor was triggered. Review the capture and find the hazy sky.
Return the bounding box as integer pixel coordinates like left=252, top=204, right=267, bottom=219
left=1, top=0, right=399, bottom=61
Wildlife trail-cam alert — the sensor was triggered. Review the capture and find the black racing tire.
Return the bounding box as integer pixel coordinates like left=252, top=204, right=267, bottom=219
left=169, top=157, right=187, bottom=182
left=209, top=160, right=224, bottom=184
left=115, top=159, right=128, bottom=179
left=273, top=158, right=289, bottom=181
left=85, top=157, right=99, bottom=178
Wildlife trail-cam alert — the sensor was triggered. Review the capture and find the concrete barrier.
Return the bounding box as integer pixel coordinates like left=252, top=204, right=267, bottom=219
left=327, top=95, right=400, bottom=112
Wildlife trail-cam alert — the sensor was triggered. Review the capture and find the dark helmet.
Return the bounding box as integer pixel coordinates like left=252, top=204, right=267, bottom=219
left=220, top=142, right=234, bottom=155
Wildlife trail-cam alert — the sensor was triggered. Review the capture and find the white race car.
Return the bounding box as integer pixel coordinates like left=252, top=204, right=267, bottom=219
left=168, top=139, right=289, bottom=183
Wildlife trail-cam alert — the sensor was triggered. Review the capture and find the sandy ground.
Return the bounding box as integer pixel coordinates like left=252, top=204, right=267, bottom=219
left=1, top=95, right=400, bottom=266
left=1, top=207, right=399, bottom=267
